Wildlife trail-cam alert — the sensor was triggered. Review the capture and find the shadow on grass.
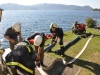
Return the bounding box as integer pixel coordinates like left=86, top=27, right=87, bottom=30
left=63, top=34, right=67, bottom=36
left=93, top=34, right=100, bottom=37
left=64, top=55, right=100, bottom=75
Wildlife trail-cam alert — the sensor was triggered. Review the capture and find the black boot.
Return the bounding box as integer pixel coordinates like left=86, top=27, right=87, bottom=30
left=40, top=62, right=47, bottom=67
left=55, top=50, right=61, bottom=55
left=60, top=47, right=65, bottom=57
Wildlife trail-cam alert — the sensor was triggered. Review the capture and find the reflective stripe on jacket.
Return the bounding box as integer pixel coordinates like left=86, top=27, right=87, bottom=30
left=6, top=62, right=33, bottom=74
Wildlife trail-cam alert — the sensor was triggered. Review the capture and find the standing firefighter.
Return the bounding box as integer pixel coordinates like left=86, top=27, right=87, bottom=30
left=49, top=22, right=64, bottom=56
left=5, top=40, right=36, bottom=75
left=4, top=22, right=23, bottom=50
left=72, top=21, right=79, bottom=33
left=27, top=32, right=48, bottom=67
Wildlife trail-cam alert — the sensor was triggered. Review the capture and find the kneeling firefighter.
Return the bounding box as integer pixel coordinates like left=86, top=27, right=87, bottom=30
left=5, top=39, right=37, bottom=75
left=49, top=22, right=65, bottom=56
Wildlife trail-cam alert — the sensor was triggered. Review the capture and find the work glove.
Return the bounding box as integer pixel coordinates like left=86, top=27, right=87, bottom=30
left=36, top=60, right=40, bottom=67
left=52, top=41, right=57, bottom=47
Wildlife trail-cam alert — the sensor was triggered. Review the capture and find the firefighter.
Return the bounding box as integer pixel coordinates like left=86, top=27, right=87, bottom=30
left=4, top=22, right=23, bottom=50
left=72, top=21, right=80, bottom=34
left=27, top=32, right=48, bottom=67
left=49, top=22, right=64, bottom=57
left=5, top=39, right=36, bottom=75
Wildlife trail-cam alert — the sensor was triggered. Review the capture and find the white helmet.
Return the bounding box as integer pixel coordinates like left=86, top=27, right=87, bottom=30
left=12, top=22, right=21, bottom=32
left=50, top=22, right=58, bottom=29
left=34, top=35, right=42, bottom=46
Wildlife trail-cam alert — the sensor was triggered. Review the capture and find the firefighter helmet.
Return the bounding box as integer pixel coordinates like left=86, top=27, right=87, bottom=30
left=50, top=22, right=58, bottom=29
left=12, top=22, right=21, bottom=32
left=34, top=35, right=42, bottom=46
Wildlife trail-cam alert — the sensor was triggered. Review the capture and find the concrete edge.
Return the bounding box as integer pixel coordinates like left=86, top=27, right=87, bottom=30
left=75, top=68, right=81, bottom=75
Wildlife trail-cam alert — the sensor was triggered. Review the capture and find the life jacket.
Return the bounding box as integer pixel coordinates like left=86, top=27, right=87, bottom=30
left=6, top=41, right=36, bottom=75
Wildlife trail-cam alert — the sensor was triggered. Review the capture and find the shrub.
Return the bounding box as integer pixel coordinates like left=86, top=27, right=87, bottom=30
left=85, top=18, right=97, bottom=28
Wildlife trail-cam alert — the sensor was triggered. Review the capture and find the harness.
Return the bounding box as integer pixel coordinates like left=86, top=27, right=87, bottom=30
left=6, top=41, right=34, bottom=74
left=14, top=42, right=31, bottom=53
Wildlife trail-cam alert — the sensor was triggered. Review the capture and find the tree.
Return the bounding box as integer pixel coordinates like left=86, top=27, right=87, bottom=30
left=93, top=8, right=100, bottom=11
left=85, top=18, right=97, bottom=28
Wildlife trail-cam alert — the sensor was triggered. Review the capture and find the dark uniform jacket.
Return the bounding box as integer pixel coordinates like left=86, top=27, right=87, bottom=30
left=5, top=41, right=36, bottom=75
left=50, top=28, right=63, bottom=38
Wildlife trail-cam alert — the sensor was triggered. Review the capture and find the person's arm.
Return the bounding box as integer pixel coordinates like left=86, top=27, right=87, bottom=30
left=4, top=36, right=15, bottom=43
left=52, top=33, right=55, bottom=37
left=18, top=31, right=23, bottom=42
left=51, top=33, right=56, bottom=43
left=36, top=46, right=43, bottom=60
left=55, top=36, right=58, bottom=42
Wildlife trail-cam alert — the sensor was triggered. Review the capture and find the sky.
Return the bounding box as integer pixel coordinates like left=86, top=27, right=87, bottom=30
left=0, top=0, right=100, bottom=8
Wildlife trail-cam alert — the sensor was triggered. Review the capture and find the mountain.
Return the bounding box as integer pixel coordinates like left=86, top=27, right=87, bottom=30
left=0, top=3, right=93, bottom=10
left=0, top=3, right=36, bottom=10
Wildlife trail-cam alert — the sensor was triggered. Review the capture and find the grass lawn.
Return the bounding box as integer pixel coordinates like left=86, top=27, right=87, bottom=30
left=45, top=28, right=100, bottom=75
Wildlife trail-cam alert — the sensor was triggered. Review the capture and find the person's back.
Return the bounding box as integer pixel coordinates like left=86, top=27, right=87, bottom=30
left=27, top=32, right=46, bottom=67
left=5, top=41, right=36, bottom=75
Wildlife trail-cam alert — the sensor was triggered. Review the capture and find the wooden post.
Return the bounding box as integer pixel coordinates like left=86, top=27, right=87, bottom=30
left=0, top=54, right=3, bottom=75
left=0, top=9, right=3, bottom=22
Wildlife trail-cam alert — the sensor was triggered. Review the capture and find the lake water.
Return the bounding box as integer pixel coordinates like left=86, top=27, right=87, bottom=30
left=0, top=10, right=100, bottom=48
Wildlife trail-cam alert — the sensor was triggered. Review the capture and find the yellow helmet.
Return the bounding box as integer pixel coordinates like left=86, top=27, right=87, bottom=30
left=50, top=22, right=58, bottom=29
